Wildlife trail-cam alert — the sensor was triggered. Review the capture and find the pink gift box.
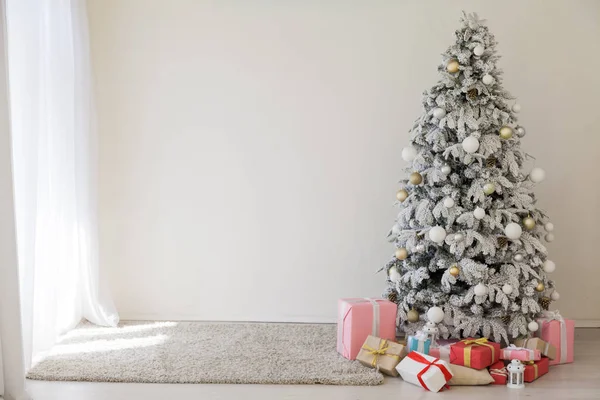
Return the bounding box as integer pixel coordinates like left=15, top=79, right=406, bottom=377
left=336, top=298, right=397, bottom=360
left=500, top=345, right=541, bottom=361
left=535, top=311, right=574, bottom=365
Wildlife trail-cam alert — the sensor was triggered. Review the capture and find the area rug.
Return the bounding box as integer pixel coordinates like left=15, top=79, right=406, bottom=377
left=27, top=321, right=383, bottom=385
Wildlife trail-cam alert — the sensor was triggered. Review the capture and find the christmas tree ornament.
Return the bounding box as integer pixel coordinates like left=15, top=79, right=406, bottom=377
left=387, top=292, right=398, bottom=302
left=504, top=223, right=523, bottom=240
left=535, top=281, right=545, bottom=292
left=507, top=359, right=525, bottom=389
left=516, top=126, right=526, bottom=138
left=402, top=146, right=418, bottom=162
left=395, top=248, right=408, bottom=260
left=473, top=44, right=485, bottom=56
left=486, top=156, right=497, bottom=168
left=473, top=207, right=485, bottom=219
left=462, top=135, right=479, bottom=153
left=502, top=284, right=513, bottom=295
left=429, top=226, right=447, bottom=243
left=512, top=103, right=521, bottom=113
left=483, top=182, right=496, bottom=195
left=528, top=321, right=539, bottom=332
left=501, top=315, right=511, bottom=324
left=388, top=267, right=401, bottom=283
left=499, top=126, right=513, bottom=139
left=474, top=283, right=488, bottom=296
left=396, top=189, right=409, bottom=202
left=449, top=265, right=460, bottom=277
left=539, top=297, right=551, bottom=310
left=545, top=233, right=555, bottom=242
left=513, top=253, right=524, bottom=262
left=467, top=88, right=478, bottom=100
left=441, top=164, right=451, bottom=175
left=551, top=291, right=560, bottom=301
left=543, top=260, right=556, bottom=273
left=427, top=306, right=445, bottom=323
left=409, top=172, right=423, bottom=185
left=529, top=167, right=546, bottom=183
left=498, top=237, right=508, bottom=247
left=523, top=216, right=536, bottom=230
left=443, top=197, right=455, bottom=208
left=407, top=309, right=420, bottom=323
left=446, top=59, right=460, bottom=73
left=454, top=233, right=464, bottom=242
left=433, top=107, right=447, bottom=119
left=544, top=222, right=554, bottom=232
left=482, top=74, right=494, bottom=85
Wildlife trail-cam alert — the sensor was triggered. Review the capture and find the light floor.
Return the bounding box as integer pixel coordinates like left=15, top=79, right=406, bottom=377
left=27, top=328, right=600, bottom=400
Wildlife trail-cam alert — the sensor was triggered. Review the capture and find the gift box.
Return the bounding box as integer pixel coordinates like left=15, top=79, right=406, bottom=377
left=449, top=338, right=500, bottom=369
left=501, top=344, right=541, bottom=361
left=535, top=310, right=574, bottom=365
left=488, top=361, right=508, bottom=385
left=429, top=344, right=451, bottom=362
left=396, top=351, right=453, bottom=392
left=513, top=337, right=557, bottom=360
left=336, top=298, right=397, bottom=360
left=407, top=332, right=431, bottom=354
left=524, top=358, right=549, bottom=382
left=356, top=335, right=405, bottom=376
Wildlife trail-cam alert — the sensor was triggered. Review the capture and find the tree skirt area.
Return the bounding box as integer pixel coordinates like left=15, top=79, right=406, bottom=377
left=27, top=321, right=383, bottom=385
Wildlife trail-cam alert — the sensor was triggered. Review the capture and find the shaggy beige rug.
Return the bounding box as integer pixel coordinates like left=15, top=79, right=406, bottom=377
left=27, top=321, right=383, bottom=385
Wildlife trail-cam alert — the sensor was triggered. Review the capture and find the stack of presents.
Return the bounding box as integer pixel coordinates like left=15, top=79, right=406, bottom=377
left=338, top=298, right=574, bottom=392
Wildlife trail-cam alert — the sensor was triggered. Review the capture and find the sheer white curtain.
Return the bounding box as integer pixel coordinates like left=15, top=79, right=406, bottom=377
left=6, top=0, right=119, bottom=367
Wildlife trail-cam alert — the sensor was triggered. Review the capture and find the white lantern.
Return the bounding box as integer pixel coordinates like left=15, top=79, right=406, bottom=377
left=506, top=359, right=525, bottom=389
left=422, top=321, right=439, bottom=347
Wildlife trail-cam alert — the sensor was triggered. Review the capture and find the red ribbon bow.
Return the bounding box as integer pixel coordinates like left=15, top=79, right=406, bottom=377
left=407, top=351, right=452, bottom=391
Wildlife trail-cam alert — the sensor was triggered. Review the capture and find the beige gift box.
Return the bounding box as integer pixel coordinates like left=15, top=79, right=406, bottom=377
left=514, top=337, right=557, bottom=360
left=356, top=335, right=405, bottom=376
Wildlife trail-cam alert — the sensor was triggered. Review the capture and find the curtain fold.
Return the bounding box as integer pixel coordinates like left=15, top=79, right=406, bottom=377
left=6, top=0, right=119, bottom=368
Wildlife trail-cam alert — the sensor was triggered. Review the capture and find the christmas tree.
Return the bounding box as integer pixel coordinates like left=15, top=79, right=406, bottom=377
left=384, top=12, right=558, bottom=344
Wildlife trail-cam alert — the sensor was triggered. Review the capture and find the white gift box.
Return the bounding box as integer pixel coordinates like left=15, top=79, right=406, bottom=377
left=395, top=351, right=453, bottom=393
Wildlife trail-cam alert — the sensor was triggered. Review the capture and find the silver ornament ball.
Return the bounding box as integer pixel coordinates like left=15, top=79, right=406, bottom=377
left=516, top=126, right=526, bottom=138
left=433, top=108, right=447, bottom=119
left=513, top=254, right=524, bottom=262
left=454, top=233, right=464, bottom=242
left=441, top=164, right=451, bottom=175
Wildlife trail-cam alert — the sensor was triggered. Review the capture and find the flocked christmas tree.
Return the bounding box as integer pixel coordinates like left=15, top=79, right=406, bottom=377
left=384, top=12, right=558, bottom=344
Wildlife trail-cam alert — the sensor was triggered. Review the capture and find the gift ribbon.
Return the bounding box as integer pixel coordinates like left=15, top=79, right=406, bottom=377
left=361, top=339, right=400, bottom=367
left=410, top=331, right=429, bottom=353
left=337, top=298, right=381, bottom=354
left=489, top=367, right=508, bottom=377
left=407, top=352, right=452, bottom=391
left=536, top=310, right=567, bottom=363
left=504, top=344, right=536, bottom=360
left=461, top=338, right=495, bottom=368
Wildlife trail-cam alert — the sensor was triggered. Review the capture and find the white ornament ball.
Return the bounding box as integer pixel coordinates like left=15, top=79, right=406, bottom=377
left=441, top=164, right=451, bottom=175
left=512, top=103, right=521, bottom=113
left=389, top=267, right=401, bottom=283
left=474, top=283, right=488, bottom=296
left=402, top=146, right=418, bottom=162
left=427, top=306, right=445, bottom=324
left=502, top=284, right=513, bottom=295
left=443, top=198, right=455, bottom=208
left=504, top=223, right=523, bottom=240
left=482, top=74, right=494, bottom=85
left=543, top=260, right=556, bottom=273
left=433, top=108, right=447, bottom=119
left=462, top=135, right=480, bottom=153
left=513, top=254, right=524, bottom=262
left=429, top=226, right=447, bottom=244
left=530, top=167, right=546, bottom=183
left=528, top=321, right=539, bottom=332
left=473, top=207, right=485, bottom=220
left=516, top=126, right=526, bottom=138
left=545, top=222, right=554, bottom=232
left=454, top=233, right=464, bottom=242
left=473, top=44, right=485, bottom=56
left=551, top=291, right=560, bottom=301
left=545, top=233, right=555, bottom=242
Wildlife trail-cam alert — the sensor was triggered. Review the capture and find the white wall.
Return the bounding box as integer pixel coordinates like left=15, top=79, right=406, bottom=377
left=88, top=0, right=600, bottom=323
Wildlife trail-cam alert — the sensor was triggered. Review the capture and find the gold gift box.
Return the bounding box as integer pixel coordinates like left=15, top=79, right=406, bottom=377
left=356, top=335, right=406, bottom=376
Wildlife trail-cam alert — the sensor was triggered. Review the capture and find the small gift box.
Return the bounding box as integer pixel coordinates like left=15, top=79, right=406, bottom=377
left=488, top=361, right=508, bottom=385
left=356, top=335, right=405, bottom=376
left=524, top=358, right=549, bottom=382
left=449, top=338, right=501, bottom=369
left=336, top=298, right=397, bottom=360
left=407, top=331, right=431, bottom=354
left=429, top=344, right=451, bottom=362
left=501, top=344, right=541, bottom=361
left=535, top=310, right=574, bottom=365
left=513, top=337, right=557, bottom=360
left=396, top=351, right=453, bottom=392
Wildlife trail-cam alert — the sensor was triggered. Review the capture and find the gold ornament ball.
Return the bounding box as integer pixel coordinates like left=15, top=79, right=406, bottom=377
left=395, top=247, right=408, bottom=260
left=407, top=309, right=419, bottom=323
left=483, top=182, right=496, bottom=195
left=449, top=265, right=460, bottom=277
left=523, top=216, right=536, bottom=231
left=446, top=59, right=460, bottom=73
left=409, top=172, right=423, bottom=185
left=396, top=189, right=409, bottom=202
left=535, top=281, right=545, bottom=292
left=499, top=126, right=514, bottom=140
